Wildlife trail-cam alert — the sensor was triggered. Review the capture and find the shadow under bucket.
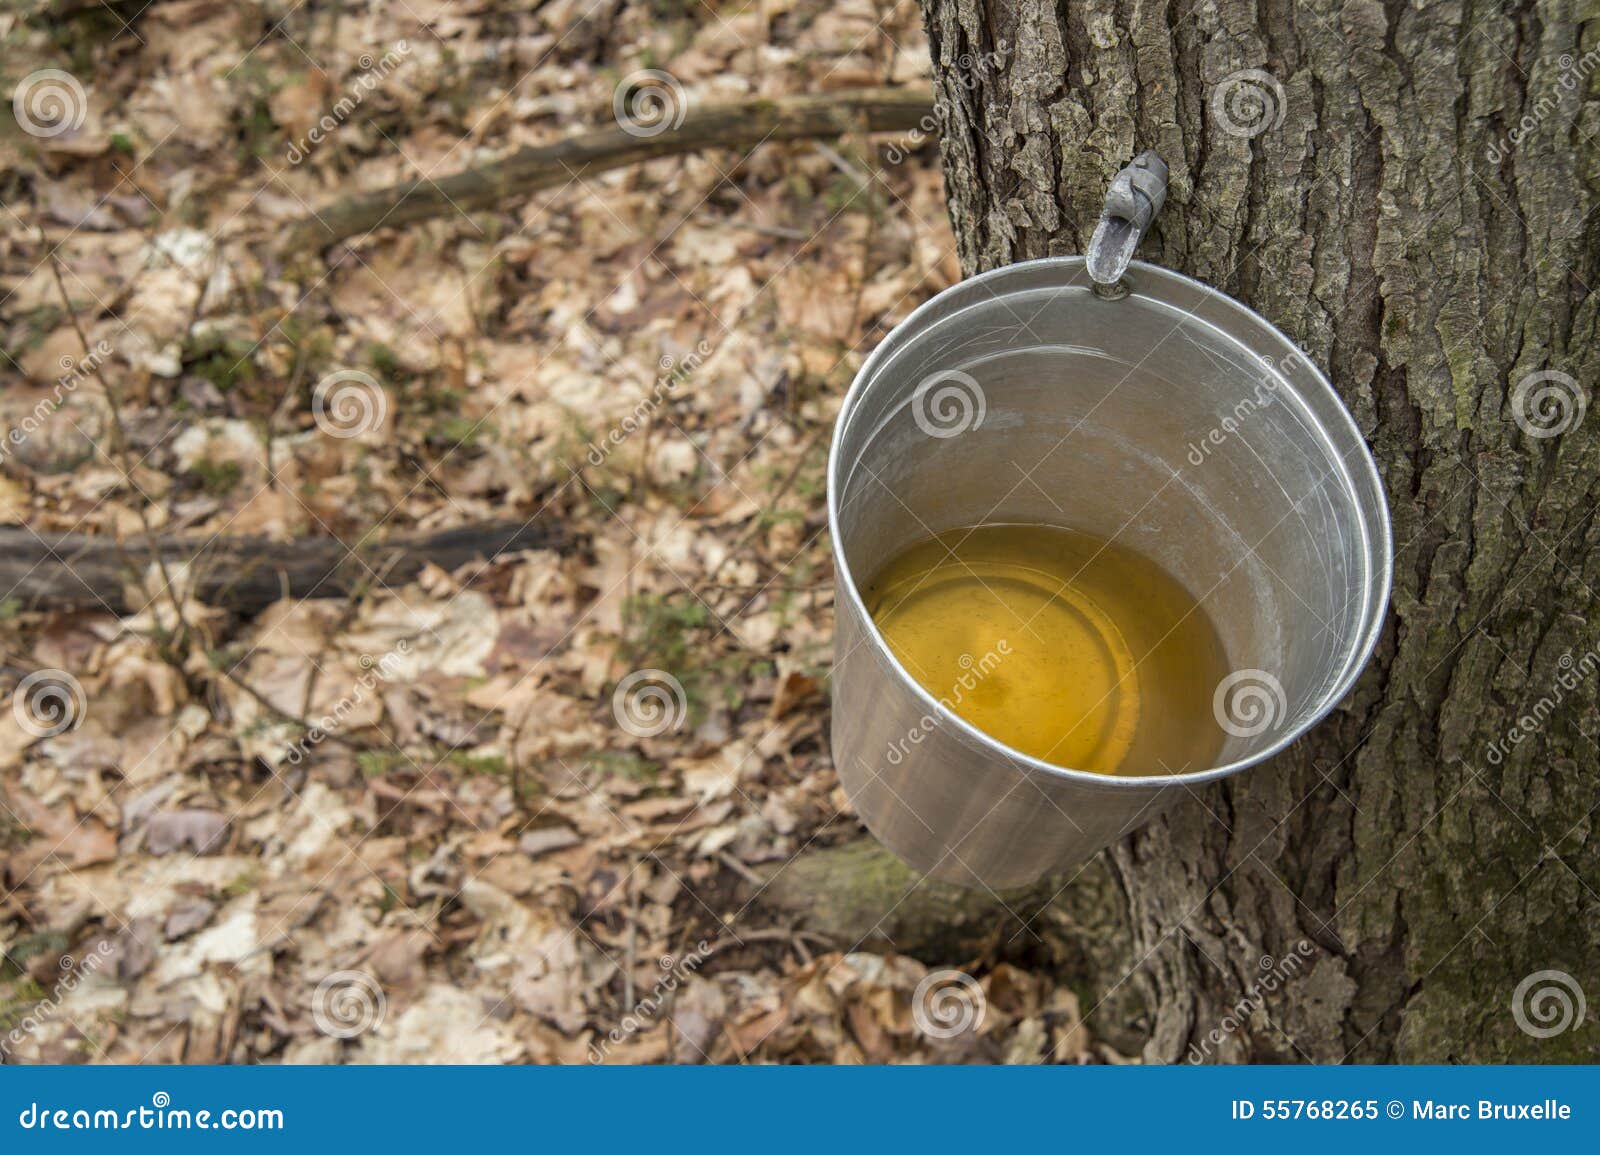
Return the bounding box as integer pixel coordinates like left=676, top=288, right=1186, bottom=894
left=827, top=256, right=1392, bottom=890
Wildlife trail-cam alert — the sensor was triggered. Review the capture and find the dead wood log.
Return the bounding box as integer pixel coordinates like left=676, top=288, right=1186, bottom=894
left=748, top=840, right=1053, bottom=957
left=3, top=517, right=570, bottom=615
left=750, top=841, right=1133, bottom=988
left=279, top=87, right=933, bottom=253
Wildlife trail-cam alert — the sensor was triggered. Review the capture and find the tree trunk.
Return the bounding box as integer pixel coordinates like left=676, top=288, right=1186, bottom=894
left=904, top=0, right=1600, bottom=1062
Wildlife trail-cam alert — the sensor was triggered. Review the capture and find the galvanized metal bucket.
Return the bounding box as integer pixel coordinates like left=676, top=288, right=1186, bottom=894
left=827, top=156, right=1392, bottom=889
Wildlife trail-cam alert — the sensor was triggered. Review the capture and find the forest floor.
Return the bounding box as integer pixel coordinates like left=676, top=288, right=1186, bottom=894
left=0, top=0, right=1120, bottom=1063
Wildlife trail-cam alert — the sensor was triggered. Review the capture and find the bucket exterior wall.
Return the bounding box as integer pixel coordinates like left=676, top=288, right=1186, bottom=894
left=827, top=257, right=1392, bottom=889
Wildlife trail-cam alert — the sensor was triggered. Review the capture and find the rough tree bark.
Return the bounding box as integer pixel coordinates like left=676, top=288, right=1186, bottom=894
left=916, top=0, right=1600, bottom=1063
left=764, top=1, right=1599, bottom=1063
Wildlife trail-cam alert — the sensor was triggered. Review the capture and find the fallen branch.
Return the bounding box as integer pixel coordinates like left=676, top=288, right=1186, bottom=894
left=280, top=87, right=933, bottom=253
left=4, top=517, right=571, bottom=615
left=747, top=837, right=1132, bottom=960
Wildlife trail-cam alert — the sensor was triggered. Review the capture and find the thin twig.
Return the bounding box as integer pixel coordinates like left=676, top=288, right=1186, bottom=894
left=717, top=850, right=766, bottom=887
left=714, top=429, right=823, bottom=574
left=44, top=249, right=193, bottom=649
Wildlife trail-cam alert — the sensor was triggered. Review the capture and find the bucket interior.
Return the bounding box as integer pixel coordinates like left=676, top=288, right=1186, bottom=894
left=832, top=260, right=1389, bottom=772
